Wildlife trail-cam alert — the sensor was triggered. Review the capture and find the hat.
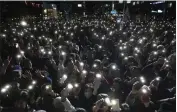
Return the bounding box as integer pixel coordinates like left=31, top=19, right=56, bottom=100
left=13, top=65, right=22, bottom=72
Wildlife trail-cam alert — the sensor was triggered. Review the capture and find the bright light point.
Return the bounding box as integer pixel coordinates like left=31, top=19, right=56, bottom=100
left=5, top=85, right=10, bottom=89
left=150, top=28, right=153, bottom=32
left=111, top=99, right=117, bottom=105
left=99, top=46, right=102, bottom=49
left=45, top=85, right=50, bottom=90
left=162, top=49, right=166, bottom=53
left=61, top=51, right=66, bottom=56
left=121, top=53, right=124, bottom=56
left=80, top=62, right=84, bottom=66
left=124, top=57, right=128, bottom=60
left=67, top=83, right=73, bottom=89
left=1, top=88, right=6, bottom=93
left=2, top=34, right=6, bottom=37
left=139, top=39, right=143, bottom=44
left=74, top=83, right=79, bottom=88
left=112, top=65, right=116, bottom=70
left=130, top=39, right=134, bottom=41
left=123, top=46, right=127, bottom=49
left=39, top=37, right=41, bottom=40
left=109, top=31, right=113, bottom=35
left=78, top=4, right=82, bottom=7
left=55, top=31, right=58, bottom=34
left=50, top=39, right=52, bottom=42
left=28, top=85, right=33, bottom=90
left=63, top=74, right=67, bottom=79
left=153, top=44, right=157, bottom=47
left=96, top=73, right=101, bottom=78
left=119, top=47, right=123, bottom=50
left=142, top=89, right=147, bottom=94
left=93, top=64, right=97, bottom=68
left=41, top=49, right=44, bottom=52
left=48, top=51, right=52, bottom=55
left=102, top=36, right=105, bottom=40
left=82, top=70, right=87, bottom=74
left=153, top=51, right=158, bottom=55
left=44, top=9, right=47, bottom=13
left=157, top=10, right=163, bottom=13
left=20, top=51, right=24, bottom=55
left=32, top=80, right=36, bottom=85
left=16, top=54, right=22, bottom=59
left=165, top=64, right=169, bottom=67
left=21, top=21, right=27, bottom=26
left=156, top=77, right=160, bottom=81
left=31, top=35, right=34, bottom=38
left=59, top=46, right=62, bottom=49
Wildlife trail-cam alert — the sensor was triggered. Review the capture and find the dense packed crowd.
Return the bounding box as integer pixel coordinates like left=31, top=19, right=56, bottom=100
left=0, top=14, right=175, bottom=112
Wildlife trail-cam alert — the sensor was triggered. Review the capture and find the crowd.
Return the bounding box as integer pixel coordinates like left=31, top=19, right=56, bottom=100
left=0, top=14, right=176, bottom=112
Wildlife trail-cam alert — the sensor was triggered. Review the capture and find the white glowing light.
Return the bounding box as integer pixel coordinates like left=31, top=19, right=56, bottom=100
left=140, top=76, right=146, bottom=83
left=63, top=74, right=67, bottom=79
left=59, top=46, right=62, bottom=49
left=101, top=36, right=105, bottom=40
left=121, top=53, right=124, bottom=56
left=31, top=35, right=34, bottom=38
left=80, top=62, right=84, bottom=66
left=78, top=4, right=82, bottom=7
left=96, top=73, right=101, bottom=78
left=50, top=39, right=52, bottom=42
left=41, top=49, right=44, bottom=52
left=48, top=51, right=52, bottom=55
left=45, top=85, right=50, bottom=90
left=21, top=21, right=27, bottom=26
left=16, top=43, right=19, bottom=48
left=2, top=34, right=6, bottom=37
left=142, top=89, right=147, bottom=94
left=139, top=39, right=143, bottom=44
left=28, top=85, right=33, bottom=90
left=109, top=31, right=113, bottom=35
left=119, top=47, right=123, bottom=50
left=61, top=51, right=66, bottom=56
left=150, top=28, right=153, bottom=32
left=165, top=64, right=169, bottom=67
left=124, top=57, right=128, bottom=60
left=153, top=51, right=158, bottom=55
left=67, top=83, right=73, bottom=89
left=156, top=77, right=160, bottom=81
left=32, top=80, right=36, bottom=85
left=130, top=39, right=134, bottom=41
left=5, top=85, right=10, bottom=89
left=44, top=9, right=47, bottom=13
left=55, top=31, right=58, bottom=34
left=93, top=64, right=97, bottom=68
left=153, top=43, right=157, bottom=47
left=20, top=50, right=24, bottom=55
left=123, top=46, right=127, bottom=49
left=99, top=45, right=102, bottom=49
left=112, top=65, right=116, bottom=70
left=162, top=49, right=166, bottom=53
left=39, top=37, right=42, bottom=40
left=1, top=88, right=7, bottom=93
left=74, top=83, right=79, bottom=88
left=82, top=70, right=87, bottom=74
left=16, top=54, right=22, bottom=59
left=111, top=99, right=117, bottom=105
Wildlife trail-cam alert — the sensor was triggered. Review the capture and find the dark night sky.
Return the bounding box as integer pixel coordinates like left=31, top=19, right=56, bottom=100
left=0, top=1, right=176, bottom=19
